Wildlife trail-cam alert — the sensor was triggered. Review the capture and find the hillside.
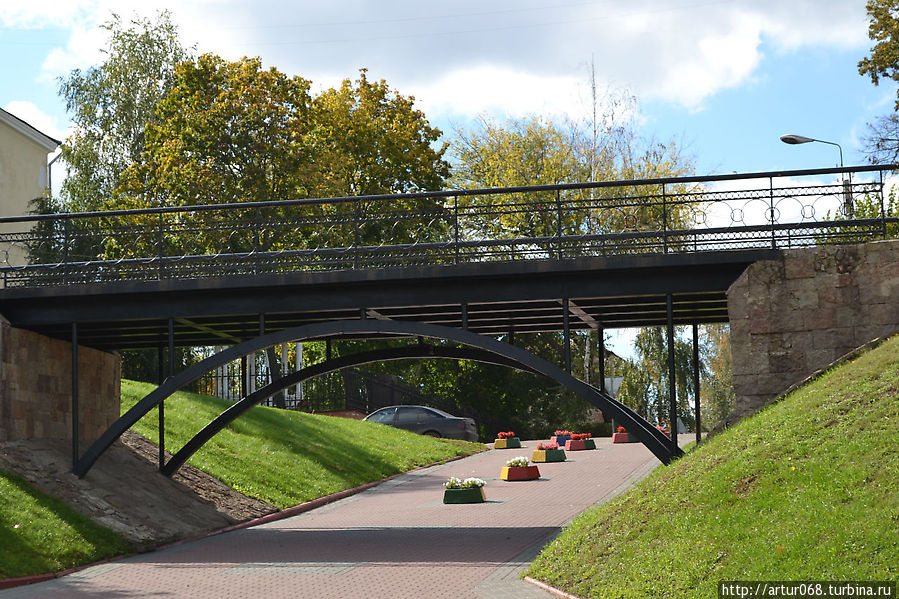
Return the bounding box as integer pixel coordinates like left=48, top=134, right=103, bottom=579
left=527, top=335, right=899, bottom=598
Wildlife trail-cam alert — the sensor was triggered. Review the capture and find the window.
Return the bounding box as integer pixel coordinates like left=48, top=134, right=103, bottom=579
left=367, top=407, right=396, bottom=424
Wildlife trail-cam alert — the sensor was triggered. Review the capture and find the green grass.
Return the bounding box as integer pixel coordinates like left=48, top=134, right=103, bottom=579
left=122, top=380, right=484, bottom=509
left=526, top=336, right=899, bottom=598
left=0, top=469, right=132, bottom=579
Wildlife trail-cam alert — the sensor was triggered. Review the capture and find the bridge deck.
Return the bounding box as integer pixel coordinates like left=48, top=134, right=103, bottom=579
left=0, top=250, right=772, bottom=350
left=0, top=165, right=892, bottom=350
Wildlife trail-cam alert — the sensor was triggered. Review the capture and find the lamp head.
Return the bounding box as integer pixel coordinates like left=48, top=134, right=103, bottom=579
left=780, top=134, right=815, bottom=145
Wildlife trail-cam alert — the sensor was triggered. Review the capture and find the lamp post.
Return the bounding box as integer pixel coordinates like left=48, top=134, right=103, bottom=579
left=780, top=134, right=852, bottom=218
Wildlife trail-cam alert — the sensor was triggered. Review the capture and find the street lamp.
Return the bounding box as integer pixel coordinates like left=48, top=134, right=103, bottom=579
left=780, top=133, right=852, bottom=218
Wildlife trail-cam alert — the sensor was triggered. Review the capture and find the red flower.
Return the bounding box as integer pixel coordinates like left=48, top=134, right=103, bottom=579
left=553, top=430, right=572, bottom=436
left=616, top=426, right=627, bottom=433
left=572, top=433, right=592, bottom=440
left=497, top=431, right=516, bottom=439
left=537, top=442, right=560, bottom=450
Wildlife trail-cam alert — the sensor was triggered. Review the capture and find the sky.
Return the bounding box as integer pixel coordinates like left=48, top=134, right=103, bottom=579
left=0, top=0, right=894, bottom=356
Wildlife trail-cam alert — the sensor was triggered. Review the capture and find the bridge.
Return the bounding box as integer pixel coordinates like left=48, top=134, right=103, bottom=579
left=0, top=164, right=894, bottom=477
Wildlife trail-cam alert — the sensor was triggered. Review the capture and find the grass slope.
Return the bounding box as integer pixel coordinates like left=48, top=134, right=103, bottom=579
left=527, top=336, right=899, bottom=598
left=122, top=380, right=484, bottom=509
left=0, top=469, right=132, bottom=579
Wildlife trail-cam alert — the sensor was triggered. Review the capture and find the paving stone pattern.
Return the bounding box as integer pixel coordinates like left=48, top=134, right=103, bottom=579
left=1, top=439, right=660, bottom=599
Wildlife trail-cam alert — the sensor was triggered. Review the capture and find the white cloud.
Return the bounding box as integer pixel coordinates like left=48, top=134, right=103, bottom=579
left=4, top=0, right=874, bottom=124
left=2, top=100, right=68, bottom=141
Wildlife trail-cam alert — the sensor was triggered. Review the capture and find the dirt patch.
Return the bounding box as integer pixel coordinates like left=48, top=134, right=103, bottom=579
left=0, top=431, right=277, bottom=551
left=733, top=474, right=758, bottom=495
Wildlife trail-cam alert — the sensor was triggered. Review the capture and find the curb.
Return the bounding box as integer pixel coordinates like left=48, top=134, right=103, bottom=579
left=524, top=576, right=585, bottom=599
left=0, top=450, right=478, bottom=590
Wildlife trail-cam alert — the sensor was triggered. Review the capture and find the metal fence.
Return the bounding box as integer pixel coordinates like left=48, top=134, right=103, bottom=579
left=0, top=165, right=895, bottom=287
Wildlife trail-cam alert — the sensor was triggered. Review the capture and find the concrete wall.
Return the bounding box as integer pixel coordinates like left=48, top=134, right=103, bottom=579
left=725, top=239, right=899, bottom=426
left=0, top=315, right=120, bottom=444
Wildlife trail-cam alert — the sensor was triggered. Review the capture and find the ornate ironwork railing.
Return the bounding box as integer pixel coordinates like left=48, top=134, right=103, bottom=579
left=0, top=165, right=895, bottom=288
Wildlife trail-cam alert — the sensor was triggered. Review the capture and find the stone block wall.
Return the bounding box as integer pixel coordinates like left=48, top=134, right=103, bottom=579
left=0, top=315, right=120, bottom=444
left=725, top=239, right=899, bottom=425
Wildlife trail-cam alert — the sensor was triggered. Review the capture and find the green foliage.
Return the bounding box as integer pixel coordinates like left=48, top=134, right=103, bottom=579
left=0, top=470, right=132, bottom=578
left=858, top=1, right=899, bottom=162
left=58, top=11, right=189, bottom=213
left=120, top=380, right=483, bottom=509
left=699, top=323, right=735, bottom=431
left=616, top=327, right=698, bottom=430
left=859, top=0, right=899, bottom=108
left=527, top=334, right=899, bottom=597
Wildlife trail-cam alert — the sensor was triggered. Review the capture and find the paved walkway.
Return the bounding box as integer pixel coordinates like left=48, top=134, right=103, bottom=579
left=2, top=438, right=661, bottom=599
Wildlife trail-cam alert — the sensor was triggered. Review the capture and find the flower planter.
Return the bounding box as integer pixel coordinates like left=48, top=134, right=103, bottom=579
left=500, top=465, right=541, bottom=481
left=612, top=432, right=631, bottom=443
left=443, top=487, right=486, bottom=504
left=532, top=448, right=566, bottom=463
left=565, top=438, right=595, bottom=451
left=494, top=437, right=521, bottom=449
left=550, top=435, right=571, bottom=447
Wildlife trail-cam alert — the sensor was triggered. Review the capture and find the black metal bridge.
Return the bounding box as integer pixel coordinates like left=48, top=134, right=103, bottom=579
left=0, top=164, right=894, bottom=476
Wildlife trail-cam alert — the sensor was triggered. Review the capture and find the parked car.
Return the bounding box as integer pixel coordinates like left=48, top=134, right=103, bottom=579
left=363, top=405, right=479, bottom=442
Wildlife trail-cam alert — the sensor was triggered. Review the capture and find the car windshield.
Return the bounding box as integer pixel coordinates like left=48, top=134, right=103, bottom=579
left=365, top=407, right=396, bottom=423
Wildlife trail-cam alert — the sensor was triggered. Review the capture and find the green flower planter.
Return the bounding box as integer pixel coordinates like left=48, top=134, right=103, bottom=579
left=443, top=487, right=486, bottom=504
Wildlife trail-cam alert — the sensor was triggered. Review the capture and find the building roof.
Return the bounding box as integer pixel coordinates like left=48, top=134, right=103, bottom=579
left=0, top=107, right=61, bottom=151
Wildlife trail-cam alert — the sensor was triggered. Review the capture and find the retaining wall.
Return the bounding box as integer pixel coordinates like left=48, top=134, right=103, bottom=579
left=0, top=315, right=120, bottom=443
left=725, top=239, right=899, bottom=426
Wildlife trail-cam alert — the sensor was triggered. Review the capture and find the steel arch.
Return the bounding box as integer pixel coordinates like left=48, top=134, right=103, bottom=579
left=74, top=320, right=681, bottom=477
left=160, top=345, right=536, bottom=476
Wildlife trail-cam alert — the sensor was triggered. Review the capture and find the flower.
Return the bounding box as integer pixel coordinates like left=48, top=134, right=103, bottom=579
left=506, top=456, right=529, bottom=468
left=536, top=442, right=559, bottom=450
left=444, top=476, right=486, bottom=489
left=497, top=431, right=516, bottom=439
left=554, top=430, right=572, bottom=436
left=616, top=426, right=627, bottom=433
left=571, top=433, right=592, bottom=440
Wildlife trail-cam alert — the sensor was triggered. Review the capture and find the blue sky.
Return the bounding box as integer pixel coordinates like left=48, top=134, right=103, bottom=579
left=0, top=0, right=894, bottom=356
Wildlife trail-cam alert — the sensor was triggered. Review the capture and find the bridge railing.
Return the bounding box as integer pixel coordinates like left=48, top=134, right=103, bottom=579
left=0, top=165, right=895, bottom=287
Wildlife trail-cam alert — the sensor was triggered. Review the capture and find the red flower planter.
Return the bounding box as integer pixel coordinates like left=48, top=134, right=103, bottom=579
left=500, top=465, right=541, bottom=481
left=565, top=438, right=596, bottom=451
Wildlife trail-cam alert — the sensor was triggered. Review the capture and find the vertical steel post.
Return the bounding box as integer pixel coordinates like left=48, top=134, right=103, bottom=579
left=353, top=200, right=360, bottom=269
left=461, top=303, right=468, bottom=330
left=769, top=176, right=777, bottom=250
left=598, top=324, right=606, bottom=393
left=162, top=318, right=174, bottom=469
left=666, top=294, right=678, bottom=449
left=662, top=183, right=668, bottom=254
left=453, top=196, right=460, bottom=264
left=693, top=322, right=701, bottom=445
left=562, top=298, right=571, bottom=373
left=157, top=344, right=164, bottom=468
left=71, top=322, right=79, bottom=473
left=556, top=189, right=563, bottom=259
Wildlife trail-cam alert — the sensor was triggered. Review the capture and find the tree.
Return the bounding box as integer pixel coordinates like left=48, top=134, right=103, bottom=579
left=448, top=111, right=695, bottom=249
left=58, top=11, right=190, bottom=213
left=114, top=59, right=451, bottom=259
left=615, top=327, right=697, bottom=430
left=858, top=0, right=899, bottom=162
left=699, top=323, right=734, bottom=431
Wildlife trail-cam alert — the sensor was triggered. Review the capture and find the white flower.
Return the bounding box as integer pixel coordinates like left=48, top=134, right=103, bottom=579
left=506, top=456, right=530, bottom=467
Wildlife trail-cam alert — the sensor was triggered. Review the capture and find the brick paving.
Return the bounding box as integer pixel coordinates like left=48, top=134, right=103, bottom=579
left=1, top=438, right=661, bottom=599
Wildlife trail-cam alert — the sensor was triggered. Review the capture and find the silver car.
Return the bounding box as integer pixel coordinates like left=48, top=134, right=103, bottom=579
left=363, top=405, right=479, bottom=442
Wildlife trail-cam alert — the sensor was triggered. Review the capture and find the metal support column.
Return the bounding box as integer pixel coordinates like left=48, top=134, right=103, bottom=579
left=71, top=323, right=79, bottom=473
left=693, top=322, right=702, bottom=445
left=598, top=324, right=606, bottom=393
left=562, top=298, right=571, bottom=373
left=461, top=303, right=468, bottom=330
left=162, top=318, right=174, bottom=469
left=666, top=294, right=678, bottom=449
